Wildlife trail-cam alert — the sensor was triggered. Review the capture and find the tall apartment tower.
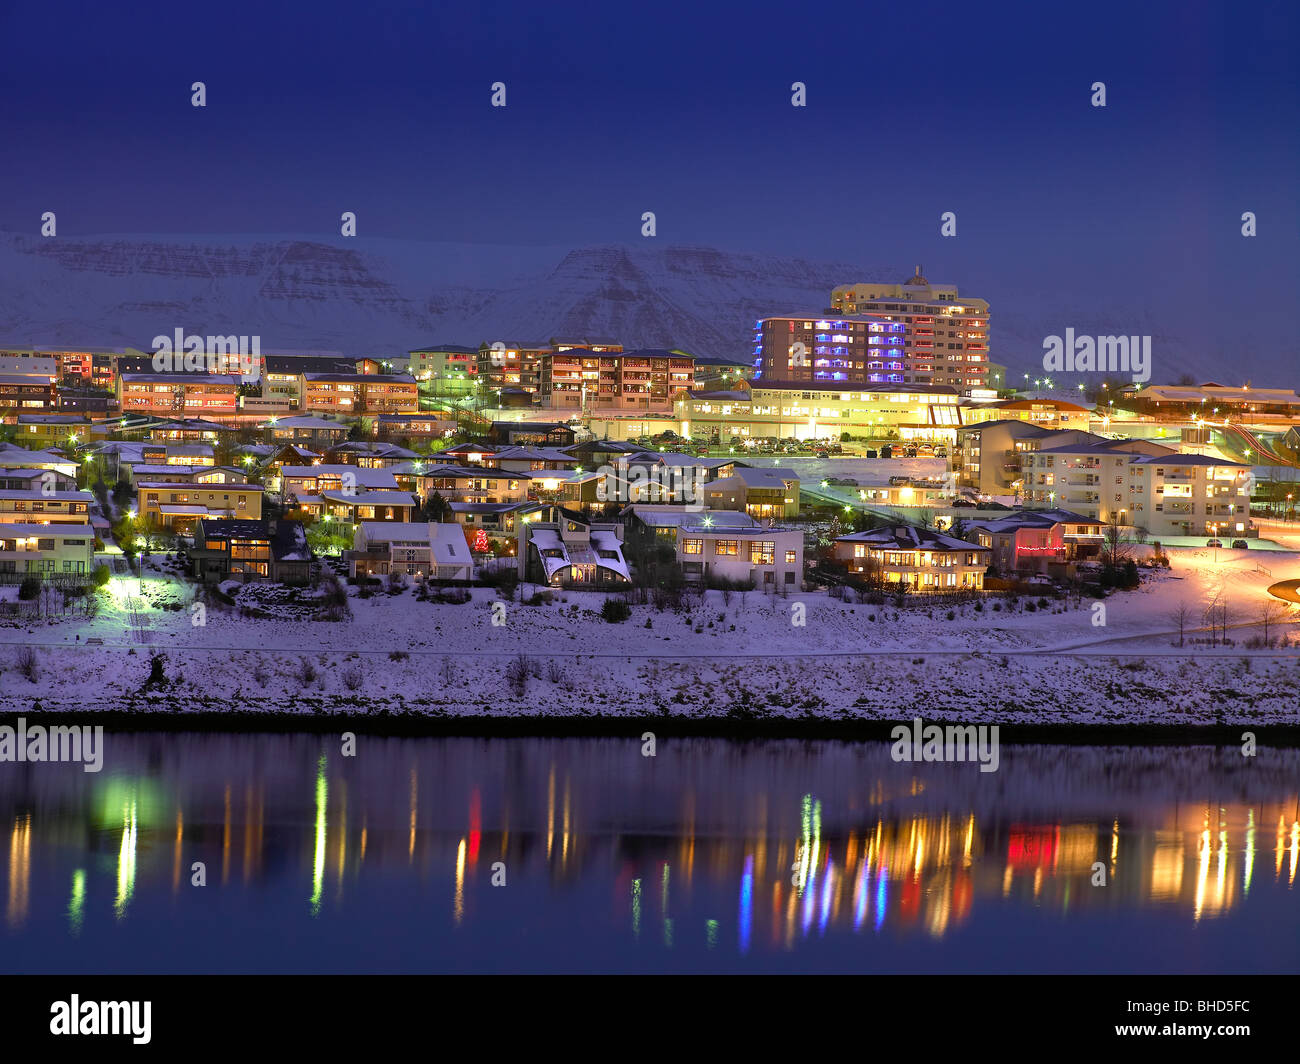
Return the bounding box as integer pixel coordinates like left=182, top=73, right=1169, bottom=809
left=830, top=267, right=990, bottom=389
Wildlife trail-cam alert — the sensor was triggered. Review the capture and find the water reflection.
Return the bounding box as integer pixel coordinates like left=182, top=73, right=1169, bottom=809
left=1, top=735, right=1298, bottom=972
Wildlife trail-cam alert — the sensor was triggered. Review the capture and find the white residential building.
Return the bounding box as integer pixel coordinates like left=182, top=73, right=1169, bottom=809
left=676, top=524, right=803, bottom=589
left=348, top=522, right=474, bottom=580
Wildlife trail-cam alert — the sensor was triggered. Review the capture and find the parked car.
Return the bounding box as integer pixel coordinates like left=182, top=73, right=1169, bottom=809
left=864, top=448, right=878, bottom=459
left=1231, top=539, right=1248, bottom=549
left=1206, top=538, right=1223, bottom=548
left=815, top=449, right=829, bottom=459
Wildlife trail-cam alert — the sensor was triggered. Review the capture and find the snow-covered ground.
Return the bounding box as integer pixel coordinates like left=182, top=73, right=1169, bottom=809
left=1, top=543, right=1298, bottom=725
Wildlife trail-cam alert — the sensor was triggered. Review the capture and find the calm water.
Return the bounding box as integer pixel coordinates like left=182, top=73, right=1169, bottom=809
left=1, top=732, right=1297, bottom=973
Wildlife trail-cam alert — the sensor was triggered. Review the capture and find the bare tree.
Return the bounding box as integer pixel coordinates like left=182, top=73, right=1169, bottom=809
left=1171, top=599, right=1193, bottom=647
left=1101, top=513, right=1132, bottom=570
left=1259, top=598, right=1290, bottom=645
left=1203, top=590, right=1222, bottom=647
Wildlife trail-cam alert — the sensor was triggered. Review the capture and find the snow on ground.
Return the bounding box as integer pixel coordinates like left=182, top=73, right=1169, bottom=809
left=0, top=544, right=1298, bottom=724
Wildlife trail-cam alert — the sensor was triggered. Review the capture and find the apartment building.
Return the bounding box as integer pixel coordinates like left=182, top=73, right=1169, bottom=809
left=117, top=373, right=241, bottom=417
left=346, top=521, right=474, bottom=580
left=832, top=525, right=990, bottom=591
left=681, top=381, right=963, bottom=444
left=408, top=344, right=479, bottom=394
left=14, top=413, right=93, bottom=447
left=261, top=355, right=350, bottom=409
left=0, top=523, right=95, bottom=584
left=40, top=349, right=118, bottom=388
left=954, top=421, right=1104, bottom=496
left=0, top=468, right=93, bottom=526
left=476, top=341, right=551, bottom=394
left=753, top=314, right=907, bottom=386
left=1020, top=442, right=1251, bottom=536
left=299, top=372, right=419, bottom=415
left=136, top=479, right=265, bottom=533
left=829, top=267, right=991, bottom=388
left=676, top=524, right=803, bottom=589
left=0, top=356, right=59, bottom=414
left=0, top=348, right=113, bottom=388
left=549, top=336, right=624, bottom=353
left=539, top=349, right=694, bottom=413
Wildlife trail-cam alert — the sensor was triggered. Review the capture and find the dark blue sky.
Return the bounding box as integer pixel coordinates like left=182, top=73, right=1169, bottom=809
left=1, top=0, right=1296, bottom=349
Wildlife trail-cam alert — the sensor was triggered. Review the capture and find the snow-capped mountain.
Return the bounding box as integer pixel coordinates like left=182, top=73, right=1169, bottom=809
left=0, top=231, right=1288, bottom=385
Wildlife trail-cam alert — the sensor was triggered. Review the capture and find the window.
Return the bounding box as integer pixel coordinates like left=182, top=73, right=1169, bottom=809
left=785, top=550, right=797, bottom=564
left=38, top=538, right=55, bottom=550
left=714, top=539, right=738, bottom=557
left=682, top=538, right=703, bottom=555
left=750, top=541, right=775, bottom=564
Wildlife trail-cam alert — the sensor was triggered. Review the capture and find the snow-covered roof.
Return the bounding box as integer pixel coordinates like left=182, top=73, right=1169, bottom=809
left=281, top=465, right=398, bottom=489
left=836, top=525, right=988, bottom=552
left=318, top=490, right=415, bottom=506
left=726, top=466, right=799, bottom=485
left=631, top=507, right=757, bottom=529
left=527, top=528, right=571, bottom=580
left=589, top=530, right=630, bottom=580
left=0, top=489, right=91, bottom=501
left=0, top=522, right=93, bottom=537
left=264, top=415, right=347, bottom=429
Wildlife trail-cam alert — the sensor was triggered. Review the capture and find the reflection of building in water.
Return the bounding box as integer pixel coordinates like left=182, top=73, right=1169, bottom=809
left=3, top=758, right=1299, bottom=949
left=7, top=815, right=31, bottom=928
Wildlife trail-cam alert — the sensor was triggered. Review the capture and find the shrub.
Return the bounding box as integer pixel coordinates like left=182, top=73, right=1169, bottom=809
left=601, top=597, right=632, bottom=623
left=506, top=653, right=530, bottom=696
left=295, top=659, right=319, bottom=687
left=15, top=645, right=39, bottom=682
left=92, top=564, right=112, bottom=589
left=17, top=576, right=40, bottom=601
left=341, top=663, right=364, bottom=691
left=389, top=649, right=409, bottom=661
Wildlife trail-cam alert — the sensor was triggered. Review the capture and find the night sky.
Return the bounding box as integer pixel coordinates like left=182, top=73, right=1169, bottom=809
left=1, top=1, right=1296, bottom=352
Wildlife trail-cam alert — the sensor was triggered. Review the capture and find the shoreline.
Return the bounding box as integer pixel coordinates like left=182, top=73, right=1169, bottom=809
left=6, top=704, right=1300, bottom=746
